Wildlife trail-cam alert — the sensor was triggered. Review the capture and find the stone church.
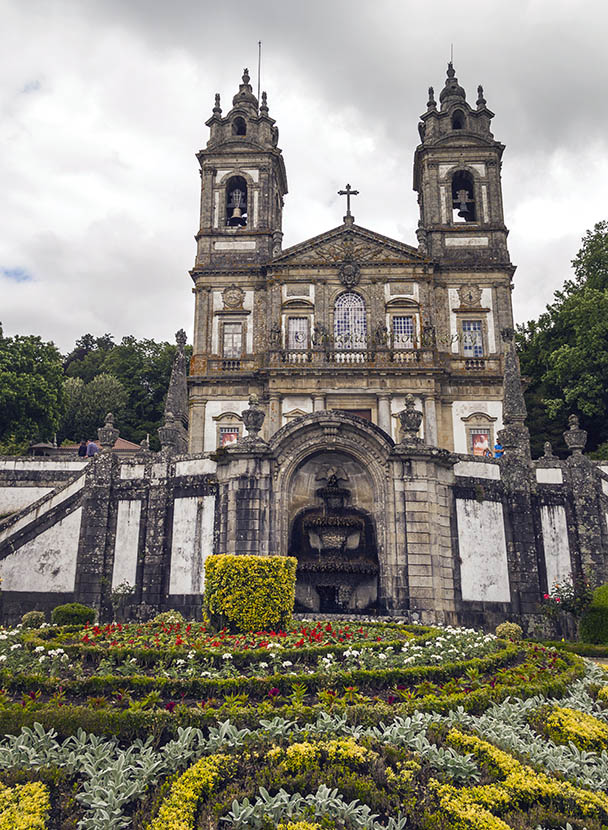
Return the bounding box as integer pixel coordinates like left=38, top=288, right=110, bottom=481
left=0, top=65, right=607, bottom=628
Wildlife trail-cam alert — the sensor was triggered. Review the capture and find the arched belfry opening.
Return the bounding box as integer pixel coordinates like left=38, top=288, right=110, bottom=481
left=226, top=175, right=248, bottom=226
left=451, top=109, right=465, bottom=130
left=452, top=169, right=476, bottom=223
left=286, top=450, right=380, bottom=613
left=232, top=116, right=246, bottom=136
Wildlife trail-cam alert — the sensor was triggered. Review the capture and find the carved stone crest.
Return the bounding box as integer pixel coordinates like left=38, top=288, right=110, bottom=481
left=222, top=285, right=245, bottom=309
left=338, top=258, right=360, bottom=289
left=458, top=284, right=483, bottom=307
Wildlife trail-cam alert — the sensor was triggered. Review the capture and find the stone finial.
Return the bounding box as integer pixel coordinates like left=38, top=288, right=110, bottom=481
left=564, top=413, right=587, bottom=456
left=397, top=394, right=424, bottom=445
left=139, top=434, right=150, bottom=452
left=427, top=86, right=436, bottom=110
left=476, top=84, right=486, bottom=108
left=242, top=67, right=250, bottom=84
left=497, top=327, right=531, bottom=461
left=213, top=93, right=222, bottom=115
left=260, top=90, right=268, bottom=114
left=98, top=412, right=119, bottom=451
left=439, top=61, right=466, bottom=108
left=175, top=328, right=187, bottom=349
left=238, top=394, right=267, bottom=445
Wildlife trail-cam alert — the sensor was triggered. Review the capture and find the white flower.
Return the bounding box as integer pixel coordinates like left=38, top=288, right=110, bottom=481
left=34, top=646, right=45, bottom=654
left=10, top=644, right=20, bottom=651
left=222, top=653, right=232, bottom=660
left=187, top=651, right=195, bottom=660
left=259, top=662, right=268, bottom=669
left=0, top=656, right=6, bottom=663
left=282, top=660, right=293, bottom=668
left=175, top=659, right=186, bottom=667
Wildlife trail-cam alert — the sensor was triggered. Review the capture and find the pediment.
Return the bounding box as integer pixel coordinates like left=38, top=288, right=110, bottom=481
left=271, top=223, right=426, bottom=268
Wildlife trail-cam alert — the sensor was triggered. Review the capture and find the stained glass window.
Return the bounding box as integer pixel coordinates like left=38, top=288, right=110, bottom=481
left=334, top=293, right=367, bottom=349
left=462, top=320, right=483, bottom=357
left=392, top=315, right=415, bottom=348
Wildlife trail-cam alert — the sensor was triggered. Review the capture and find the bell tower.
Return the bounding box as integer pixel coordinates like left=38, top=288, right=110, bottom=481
left=413, top=63, right=511, bottom=266
left=193, top=68, right=288, bottom=269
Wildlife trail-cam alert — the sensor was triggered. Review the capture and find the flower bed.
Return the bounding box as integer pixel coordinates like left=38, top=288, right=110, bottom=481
left=0, top=619, right=606, bottom=829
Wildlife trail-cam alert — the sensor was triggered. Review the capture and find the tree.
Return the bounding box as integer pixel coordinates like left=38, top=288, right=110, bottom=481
left=517, top=221, right=608, bottom=458
left=0, top=325, right=64, bottom=447
left=58, top=374, right=127, bottom=443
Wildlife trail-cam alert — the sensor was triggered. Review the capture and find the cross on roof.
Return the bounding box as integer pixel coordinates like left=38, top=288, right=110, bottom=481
left=338, top=183, right=359, bottom=220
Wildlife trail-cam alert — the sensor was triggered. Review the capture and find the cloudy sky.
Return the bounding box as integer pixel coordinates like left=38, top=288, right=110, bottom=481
left=1, top=0, right=607, bottom=354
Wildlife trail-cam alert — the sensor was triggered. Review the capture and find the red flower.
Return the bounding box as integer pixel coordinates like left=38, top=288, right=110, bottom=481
left=268, top=687, right=280, bottom=698
left=387, top=695, right=397, bottom=705
left=165, top=701, right=177, bottom=712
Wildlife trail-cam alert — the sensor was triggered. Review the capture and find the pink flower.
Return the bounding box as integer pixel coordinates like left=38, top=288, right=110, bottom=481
left=268, top=688, right=280, bottom=698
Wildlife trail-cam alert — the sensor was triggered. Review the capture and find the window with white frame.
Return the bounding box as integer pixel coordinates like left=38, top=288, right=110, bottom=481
left=391, top=315, right=415, bottom=349
left=222, top=323, right=243, bottom=358
left=462, top=320, right=484, bottom=357
left=334, top=292, right=367, bottom=349
left=287, top=317, right=309, bottom=349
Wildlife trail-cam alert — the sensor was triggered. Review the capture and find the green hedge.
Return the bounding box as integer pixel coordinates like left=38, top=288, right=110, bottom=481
left=50, top=603, right=96, bottom=626
left=580, top=584, right=608, bottom=644
left=204, top=554, right=296, bottom=633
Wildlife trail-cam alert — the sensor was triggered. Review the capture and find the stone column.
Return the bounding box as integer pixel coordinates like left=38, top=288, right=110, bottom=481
left=268, top=393, right=281, bottom=436
left=377, top=394, right=391, bottom=436
left=188, top=395, right=207, bottom=453
left=423, top=396, right=438, bottom=447
left=313, top=395, right=326, bottom=412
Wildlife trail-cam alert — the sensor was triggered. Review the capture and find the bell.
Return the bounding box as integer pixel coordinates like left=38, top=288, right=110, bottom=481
left=230, top=206, right=242, bottom=219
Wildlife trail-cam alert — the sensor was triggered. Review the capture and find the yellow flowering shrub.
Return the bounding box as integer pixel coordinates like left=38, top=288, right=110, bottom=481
left=597, top=685, right=608, bottom=704
left=0, top=781, right=50, bottom=830
left=204, top=554, right=297, bottom=632
left=282, top=742, right=322, bottom=773
left=147, top=754, right=235, bottom=830
left=324, top=737, right=374, bottom=766
left=542, top=705, right=608, bottom=751
left=277, top=823, right=322, bottom=830
left=427, top=729, right=608, bottom=827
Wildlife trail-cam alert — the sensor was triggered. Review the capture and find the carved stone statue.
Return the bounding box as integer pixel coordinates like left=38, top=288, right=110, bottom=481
left=563, top=414, right=587, bottom=456
left=397, top=394, right=424, bottom=445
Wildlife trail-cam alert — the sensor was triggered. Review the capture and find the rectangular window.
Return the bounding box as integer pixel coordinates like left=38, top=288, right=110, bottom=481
left=470, top=428, right=491, bottom=456
left=392, top=315, right=415, bottom=349
left=219, top=426, right=240, bottom=446
left=462, top=320, right=483, bottom=357
left=222, top=323, right=242, bottom=358
left=287, top=317, right=309, bottom=350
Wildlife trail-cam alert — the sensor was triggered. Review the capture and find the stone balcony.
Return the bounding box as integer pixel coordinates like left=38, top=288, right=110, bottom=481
left=189, top=350, right=504, bottom=376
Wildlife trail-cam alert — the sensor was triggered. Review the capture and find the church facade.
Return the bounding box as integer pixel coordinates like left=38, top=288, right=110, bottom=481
left=0, top=66, right=607, bottom=628
left=187, top=66, right=513, bottom=458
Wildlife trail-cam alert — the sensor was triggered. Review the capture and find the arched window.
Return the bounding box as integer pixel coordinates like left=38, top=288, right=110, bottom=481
left=451, top=170, right=476, bottom=223
left=334, top=293, right=367, bottom=349
left=226, top=175, right=248, bottom=226
left=232, top=117, right=246, bottom=136
left=451, top=109, right=465, bottom=130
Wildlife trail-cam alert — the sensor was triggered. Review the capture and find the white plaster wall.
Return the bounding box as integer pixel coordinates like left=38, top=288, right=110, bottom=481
left=282, top=396, right=313, bottom=425
left=456, top=499, right=510, bottom=602
left=0, top=507, right=82, bottom=592
left=0, top=475, right=85, bottom=544
left=481, top=288, right=496, bottom=353
left=536, top=468, right=563, bottom=484
left=390, top=396, right=424, bottom=442
left=111, top=501, right=141, bottom=589
left=0, top=487, right=54, bottom=514
left=175, top=458, right=216, bottom=477
left=451, top=401, right=503, bottom=455
left=169, top=495, right=215, bottom=594
left=205, top=400, right=249, bottom=450
left=120, top=464, right=146, bottom=480
left=0, top=460, right=86, bottom=472
left=454, top=461, right=500, bottom=480
left=445, top=237, right=489, bottom=247
left=541, top=504, right=571, bottom=589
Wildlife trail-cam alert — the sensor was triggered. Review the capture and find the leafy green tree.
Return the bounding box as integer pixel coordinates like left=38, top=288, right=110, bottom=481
left=0, top=325, right=64, bottom=447
left=58, top=373, right=127, bottom=443
left=517, top=221, right=608, bottom=458
left=61, top=334, right=190, bottom=449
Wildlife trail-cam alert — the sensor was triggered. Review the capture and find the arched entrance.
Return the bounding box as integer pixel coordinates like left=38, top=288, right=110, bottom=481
left=269, top=412, right=398, bottom=613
